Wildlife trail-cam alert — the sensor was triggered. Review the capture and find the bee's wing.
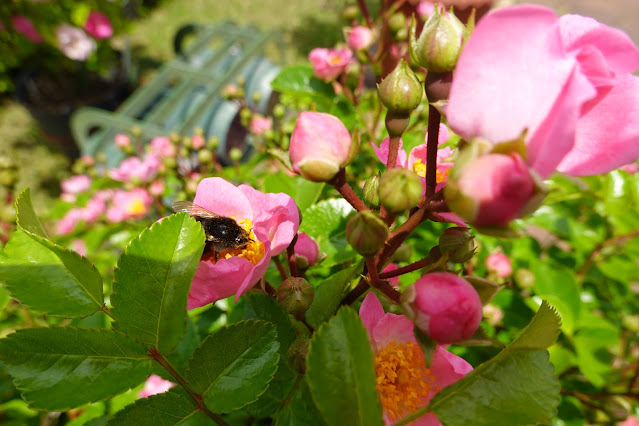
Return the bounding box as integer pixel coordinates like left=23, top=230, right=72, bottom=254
left=172, top=201, right=221, bottom=219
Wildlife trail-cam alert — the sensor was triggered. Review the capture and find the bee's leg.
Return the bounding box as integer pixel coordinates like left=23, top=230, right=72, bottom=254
left=213, top=249, right=219, bottom=263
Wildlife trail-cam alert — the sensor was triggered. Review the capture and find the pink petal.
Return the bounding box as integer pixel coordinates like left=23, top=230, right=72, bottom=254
left=557, top=74, right=639, bottom=175
left=238, top=185, right=299, bottom=255
left=372, top=137, right=408, bottom=168
left=192, top=177, right=253, bottom=222
left=372, top=313, right=416, bottom=350
left=431, top=212, right=467, bottom=227
left=359, top=292, right=386, bottom=337
left=187, top=257, right=256, bottom=309
left=234, top=241, right=273, bottom=301
left=430, top=346, right=473, bottom=389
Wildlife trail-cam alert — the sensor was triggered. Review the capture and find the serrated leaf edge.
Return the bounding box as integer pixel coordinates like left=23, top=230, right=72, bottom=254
left=15, top=187, right=48, bottom=238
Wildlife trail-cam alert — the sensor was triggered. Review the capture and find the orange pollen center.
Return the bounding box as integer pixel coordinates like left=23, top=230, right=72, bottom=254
left=217, top=218, right=265, bottom=265
left=412, top=159, right=449, bottom=184
left=126, top=198, right=146, bottom=215
left=328, top=55, right=343, bottom=65
left=374, top=340, right=437, bottom=422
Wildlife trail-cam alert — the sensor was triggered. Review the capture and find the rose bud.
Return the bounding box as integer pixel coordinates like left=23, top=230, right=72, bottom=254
left=346, top=26, right=374, bottom=51
left=287, top=337, right=310, bottom=375
left=362, top=173, right=381, bottom=207
left=379, top=168, right=423, bottom=213
left=276, top=277, right=314, bottom=315
left=409, top=8, right=468, bottom=72
left=294, top=232, right=319, bottom=269
left=485, top=252, right=512, bottom=278
left=377, top=59, right=423, bottom=116
left=444, top=152, right=546, bottom=228
left=439, top=227, right=475, bottom=263
left=401, top=272, right=482, bottom=343
left=346, top=210, right=389, bottom=257
left=290, top=112, right=354, bottom=182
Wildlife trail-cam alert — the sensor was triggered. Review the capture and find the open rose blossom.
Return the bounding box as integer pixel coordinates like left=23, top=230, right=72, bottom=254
left=308, top=47, right=353, bottom=82
left=346, top=26, right=374, bottom=51
left=55, top=25, right=97, bottom=61
left=138, top=375, right=176, bottom=399
left=84, top=11, right=113, bottom=40
left=187, top=178, right=299, bottom=309
left=360, top=292, right=473, bottom=425
left=447, top=5, right=639, bottom=178
left=401, top=272, right=482, bottom=344
left=109, top=153, right=161, bottom=183
left=11, top=15, right=43, bottom=42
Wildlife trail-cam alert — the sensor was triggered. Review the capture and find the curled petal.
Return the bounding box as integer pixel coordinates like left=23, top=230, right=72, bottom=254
left=192, top=177, right=253, bottom=222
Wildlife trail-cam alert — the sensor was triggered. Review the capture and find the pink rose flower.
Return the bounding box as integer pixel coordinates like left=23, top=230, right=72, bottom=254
left=114, top=134, right=131, bottom=148
left=290, top=112, right=353, bottom=182
left=109, top=154, right=160, bottom=183
left=401, top=272, right=483, bottom=344
left=417, top=1, right=436, bottom=18
left=346, top=26, right=374, bottom=51
left=149, top=136, right=176, bottom=158
left=187, top=178, right=299, bottom=309
left=70, top=239, right=88, bottom=257
left=249, top=116, right=273, bottom=136
left=11, top=15, right=43, bottom=43
left=191, top=135, right=205, bottom=150
left=447, top=5, right=639, bottom=178
left=138, top=375, right=176, bottom=399
left=293, top=232, right=319, bottom=268
left=61, top=175, right=91, bottom=195
left=360, top=292, right=472, bottom=425
left=82, top=195, right=107, bottom=223
left=55, top=25, right=96, bottom=61
left=57, top=208, right=85, bottom=235
left=308, top=47, right=353, bottom=82
left=621, top=416, right=639, bottom=426
left=485, top=252, right=512, bottom=278
left=106, top=188, right=153, bottom=223
left=84, top=11, right=113, bottom=40
left=149, top=180, right=165, bottom=197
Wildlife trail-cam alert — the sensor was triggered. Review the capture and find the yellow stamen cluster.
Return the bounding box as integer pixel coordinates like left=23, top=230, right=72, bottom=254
left=219, top=219, right=265, bottom=265
left=412, top=158, right=449, bottom=183
left=127, top=199, right=146, bottom=215
left=375, top=340, right=437, bottom=422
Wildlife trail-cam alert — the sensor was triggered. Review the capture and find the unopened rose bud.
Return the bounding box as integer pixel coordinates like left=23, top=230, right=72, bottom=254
left=439, top=227, right=475, bottom=263
left=342, top=5, right=359, bottom=21
left=379, top=168, right=423, bottom=213
left=252, top=91, right=261, bottom=104
left=294, top=233, right=319, bottom=269
left=485, top=252, right=512, bottom=278
left=163, top=156, right=177, bottom=170
left=276, top=277, right=314, bottom=315
left=289, top=112, right=353, bottom=182
left=207, top=136, right=220, bottom=150
left=401, top=272, right=482, bottom=343
left=409, top=9, right=467, bottom=72
left=131, top=126, right=142, bottom=138
left=346, top=211, right=389, bottom=257
left=287, top=337, right=310, bottom=375
left=236, top=76, right=246, bottom=87
left=362, top=173, right=381, bottom=207
left=388, top=13, right=406, bottom=34
left=377, top=59, right=423, bottom=115
left=115, top=133, right=131, bottom=148
left=445, top=153, right=545, bottom=228
left=197, top=149, right=213, bottom=164
left=346, top=26, right=374, bottom=51
left=273, top=104, right=286, bottom=119
left=229, top=148, right=243, bottom=163
left=514, top=268, right=534, bottom=290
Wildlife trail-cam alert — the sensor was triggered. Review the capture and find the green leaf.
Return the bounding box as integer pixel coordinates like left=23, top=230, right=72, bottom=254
left=262, top=173, right=324, bottom=212
left=275, top=380, right=327, bottom=426
left=106, top=392, right=213, bottom=426
left=111, top=213, right=205, bottom=353
left=14, top=187, right=47, bottom=238
left=530, top=261, right=580, bottom=335
left=185, top=320, right=280, bottom=413
left=234, top=293, right=297, bottom=417
left=0, top=327, right=152, bottom=410
left=306, top=307, right=383, bottom=426
left=271, top=65, right=334, bottom=98
left=427, top=301, right=561, bottom=426
left=305, top=263, right=362, bottom=328
left=0, top=230, right=104, bottom=316
left=300, top=199, right=355, bottom=265
left=573, top=315, right=619, bottom=387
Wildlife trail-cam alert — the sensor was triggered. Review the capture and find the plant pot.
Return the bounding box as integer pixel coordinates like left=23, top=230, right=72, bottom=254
left=14, top=58, right=133, bottom=157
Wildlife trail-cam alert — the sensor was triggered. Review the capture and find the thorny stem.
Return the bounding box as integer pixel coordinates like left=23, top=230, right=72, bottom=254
left=378, top=256, right=435, bottom=279
left=273, top=256, right=288, bottom=281
left=99, top=305, right=113, bottom=319
left=366, top=257, right=402, bottom=304
left=378, top=202, right=431, bottom=268
left=149, top=349, right=227, bottom=426
left=426, top=105, right=441, bottom=198
left=386, top=135, right=401, bottom=170
left=287, top=234, right=300, bottom=277
left=328, top=169, right=369, bottom=212
left=357, top=0, right=375, bottom=27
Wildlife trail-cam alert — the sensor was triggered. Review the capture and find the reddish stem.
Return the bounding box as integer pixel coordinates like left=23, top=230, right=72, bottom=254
left=378, top=256, right=435, bottom=279
left=357, top=0, right=375, bottom=27
left=287, top=234, right=299, bottom=277
left=328, top=169, right=369, bottom=212
left=273, top=256, right=288, bottom=281
left=426, top=105, right=441, bottom=198
left=386, top=135, right=401, bottom=170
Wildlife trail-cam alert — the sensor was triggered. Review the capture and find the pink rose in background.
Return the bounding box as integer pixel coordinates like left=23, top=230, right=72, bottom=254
left=106, top=188, right=152, bottom=223
left=485, top=252, right=512, bottom=277
left=55, top=25, right=96, bottom=61
left=249, top=116, right=273, bottom=136
left=417, top=1, right=437, bottom=18
left=401, top=272, right=483, bottom=343
left=187, top=178, right=299, bottom=309
left=293, top=232, right=319, bottom=268
left=290, top=112, right=353, bottom=182
left=57, top=208, right=85, bottom=235
left=346, top=26, right=374, bottom=51
left=84, top=11, right=113, bottom=40
left=360, top=292, right=472, bottom=425
left=149, top=180, right=165, bottom=197
left=191, top=135, right=205, bottom=150
left=114, top=134, right=131, bottom=148
left=447, top=5, right=639, bottom=178
left=109, top=154, right=160, bottom=183
left=620, top=162, right=639, bottom=174
left=138, top=375, right=176, bottom=399
left=308, top=47, right=353, bottom=82
left=61, top=175, right=91, bottom=195
left=149, top=136, right=176, bottom=158
left=11, top=15, right=43, bottom=42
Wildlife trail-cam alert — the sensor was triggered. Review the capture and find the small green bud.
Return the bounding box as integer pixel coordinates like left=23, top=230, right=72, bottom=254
left=377, top=59, right=423, bottom=115
left=388, top=13, right=406, bottom=34
left=169, top=132, right=181, bottom=144
left=252, top=91, right=261, bottom=104
left=229, top=147, right=243, bottom=163
left=273, top=104, right=286, bottom=119
left=342, top=4, right=359, bottom=21
left=393, top=27, right=408, bottom=41
left=197, top=149, right=213, bottom=164
left=379, top=168, right=423, bottom=213
left=240, top=107, right=252, bottom=123
left=163, top=156, right=177, bottom=169
left=439, top=227, right=475, bottom=263
left=276, top=277, right=314, bottom=315
left=182, top=136, right=192, bottom=149
left=409, top=9, right=466, bottom=72
left=392, top=242, right=412, bottom=263
left=362, top=172, right=381, bottom=207
left=131, top=125, right=142, bottom=138
left=207, top=136, right=220, bottom=150
left=236, top=75, right=246, bottom=87
left=287, top=337, right=310, bottom=374
left=179, top=147, right=189, bottom=158
left=95, top=152, right=107, bottom=164
left=514, top=268, right=535, bottom=290
left=346, top=210, right=389, bottom=257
